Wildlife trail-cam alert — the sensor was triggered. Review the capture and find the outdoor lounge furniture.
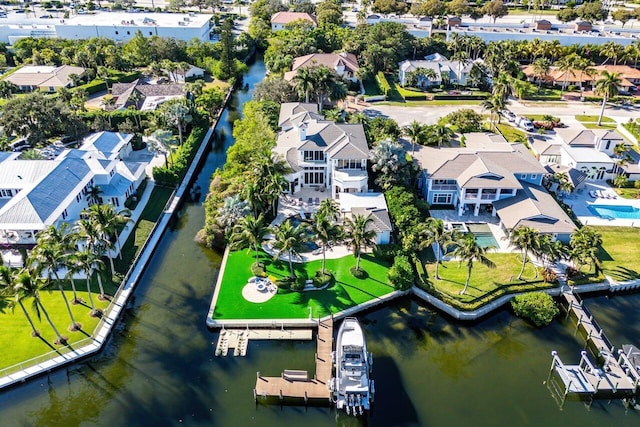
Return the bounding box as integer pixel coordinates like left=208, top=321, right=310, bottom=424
left=589, top=191, right=597, bottom=198
left=315, top=197, right=320, bottom=205
left=308, top=197, right=313, bottom=205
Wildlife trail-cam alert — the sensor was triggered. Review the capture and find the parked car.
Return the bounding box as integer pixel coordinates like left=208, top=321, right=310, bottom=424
left=515, top=116, right=534, bottom=132
left=501, top=109, right=516, bottom=122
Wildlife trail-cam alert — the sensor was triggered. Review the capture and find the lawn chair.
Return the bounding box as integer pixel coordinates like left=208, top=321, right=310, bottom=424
left=315, top=197, right=320, bottom=205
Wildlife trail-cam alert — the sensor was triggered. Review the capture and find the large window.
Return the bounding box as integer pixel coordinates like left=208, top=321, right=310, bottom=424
left=433, top=193, right=452, bottom=204
left=336, top=159, right=361, bottom=169
left=465, top=189, right=478, bottom=198
left=304, top=167, right=325, bottom=185
left=303, top=151, right=325, bottom=162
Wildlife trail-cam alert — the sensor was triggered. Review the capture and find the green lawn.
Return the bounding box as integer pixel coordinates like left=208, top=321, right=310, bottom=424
left=0, top=278, right=117, bottom=370
left=212, top=250, right=395, bottom=320
left=575, top=115, right=615, bottom=123
left=594, top=226, right=640, bottom=282
left=614, top=187, right=640, bottom=199
left=581, top=122, right=618, bottom=130
left=423, top=253, right=552, bottom=307
left=379, top=100, right=483, bottom=106
left=114, top=185, right=174, bottom=274
left=494, top=123, right=527, bottom=143
left=362, top=78, right=382, bottom=96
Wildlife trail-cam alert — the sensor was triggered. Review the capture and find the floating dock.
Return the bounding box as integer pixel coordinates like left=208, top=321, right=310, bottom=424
left=548, top=291, right=640, bottom=407
left=253, top=318, right=333, bottom=404
left=215, top=328, right=312, bottom=357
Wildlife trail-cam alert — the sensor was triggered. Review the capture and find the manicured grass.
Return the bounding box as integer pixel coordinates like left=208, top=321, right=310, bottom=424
left=582, top=122, right=617, bottom=130
left=424, top=253, right=550, bottom=304
left=494, top=123, right=527, bottom=143
left=362, top=78, right=382, bottom=96
left=212, top=250, right=395, bottom=320
left=575, top=115, right=615, bottom=123
left=0, top=278, right=117, bottom=370
left=594, top=226, right=640, bottom=282
left=203, top=75, right=231, bottom=91
left=614, top=187, right=640, bottom=199
left=114, top=185, right=174, bottom=275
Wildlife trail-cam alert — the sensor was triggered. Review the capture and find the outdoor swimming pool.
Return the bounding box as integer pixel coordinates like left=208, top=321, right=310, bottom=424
left=589, top=204, right=640, bottom=220
left=466, top=223, right=500, bottom=248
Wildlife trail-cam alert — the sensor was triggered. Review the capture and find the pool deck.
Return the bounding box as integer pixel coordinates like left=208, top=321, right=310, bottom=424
left=430, top=210, right=514, bottom=254
left=564, top=183, right=640, bottom=227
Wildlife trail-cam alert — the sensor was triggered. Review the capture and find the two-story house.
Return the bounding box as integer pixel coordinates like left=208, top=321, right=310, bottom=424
left=398, top=53, right=478, bottom=88
left=415, top=136, right=576, bottom=241
left=275, top=103, right=369, bottom=198
left=270, top=11, right=317, bottom=31
left=0, top=132, right=147, bottom=247
left=284, top=53, right=360, bottom=83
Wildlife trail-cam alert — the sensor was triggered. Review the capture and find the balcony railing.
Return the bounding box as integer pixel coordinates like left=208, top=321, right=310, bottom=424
left=431, top=184, right=457, bottom=190
left=480, top=194, right=497, bottom=200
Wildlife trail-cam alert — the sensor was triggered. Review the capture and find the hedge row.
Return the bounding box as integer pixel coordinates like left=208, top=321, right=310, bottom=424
left=152, top=127, right=207, bottom=186
left=375, top=71, right=391, bottom=96
left=73, top=71, right=140, bottom=95
left=431, top=94, right=489, bottom=100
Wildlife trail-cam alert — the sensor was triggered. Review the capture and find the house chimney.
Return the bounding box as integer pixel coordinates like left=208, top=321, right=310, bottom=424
left=298, top=123, right=307, bottom=141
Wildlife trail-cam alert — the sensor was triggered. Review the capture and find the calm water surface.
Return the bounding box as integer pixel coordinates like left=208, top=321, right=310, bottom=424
left=0, top=57, right=639, bottom=427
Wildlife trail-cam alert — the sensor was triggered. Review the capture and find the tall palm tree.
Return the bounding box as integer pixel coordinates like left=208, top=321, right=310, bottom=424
left=29, top=241, right=81, bottom=331
left=482, top=95, right=506, bottom=126
left=344, top=214, right=377, bottom=271
left=453, top=234, right=495, bottom=295
left=310, top=214, right=342, bottom=275
left=419, top=218, right=459, bottom=280
left=0, top=267, right=38, bottom=337
left=15, top=269, right=67, bottom=344
left=509, top=226, right=541, bottom=280
left=83, top=204, right=132, bottom=268
left=570, top=227, right=603, bottom=274
left=532, top=57, right=552, bottom=93
left=311, top=66, right=347, bottom=113
left=86, top=185, right=103, bottom=206
left=573, top=56, right=595, bottom=99
left=230, top=214, right=269, bottom=266
left=70, top=249, right=103, bottom=317
left=271, top=220, right=308, bottom=278
left=36, top=223, right=82, bottom=304
left=403, top=120, right=428, bottom=154
left=594, top=71, right=621, bottom=126
left=292, top=67, right=314, bottom=103
left=316, top=199, right=340, bottom=222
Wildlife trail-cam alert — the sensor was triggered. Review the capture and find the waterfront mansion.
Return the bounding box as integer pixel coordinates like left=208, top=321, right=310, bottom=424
left=275, top=103, right=369, bottom=198
left=0, top=132, right=148, bottom=247
left=415, top=134, right=576, bottom=241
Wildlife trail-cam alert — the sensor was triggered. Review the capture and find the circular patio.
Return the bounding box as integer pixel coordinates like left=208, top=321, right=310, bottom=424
left=241, top=279, right=277, bottom=303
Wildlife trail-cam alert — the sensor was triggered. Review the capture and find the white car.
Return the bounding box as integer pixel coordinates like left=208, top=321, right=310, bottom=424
left=501, top=110, right=516, bottom=122
left=516, top=117, right=534, bottom=132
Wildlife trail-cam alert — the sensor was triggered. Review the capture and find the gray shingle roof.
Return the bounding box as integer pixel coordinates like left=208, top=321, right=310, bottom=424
left=351, top=207, right=392, bottom=232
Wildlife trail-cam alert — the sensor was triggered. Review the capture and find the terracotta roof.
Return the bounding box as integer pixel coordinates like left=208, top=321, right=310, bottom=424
left=284, top=53, right=359, bottom=81
left=270, top=11, right=316, bottom=25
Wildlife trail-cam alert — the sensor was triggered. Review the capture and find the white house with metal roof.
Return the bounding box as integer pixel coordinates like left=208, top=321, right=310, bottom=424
left=275, top=103, right=369, bottom=198
left=0, top=132, right=147, bottom=246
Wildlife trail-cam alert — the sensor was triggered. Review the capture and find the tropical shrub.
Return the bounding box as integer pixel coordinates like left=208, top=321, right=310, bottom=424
left=388, top=255, right=414, bottom=290
left=313, top=271, right=334, bottom=288
left=373, top=244, right=403, bottom=262
left=511, top=292, right=559, bottom=327
left=350, top=266, right=368, bottom=279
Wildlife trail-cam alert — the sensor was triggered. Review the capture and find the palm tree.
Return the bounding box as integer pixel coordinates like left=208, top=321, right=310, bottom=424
left=419, top=218, right=459, bottom=280
left=311, top=66, right=347, bottom=113
left=37, top=223, right=82, bottom=304
left=482, top=95, right=505, bottom=126
left=532, top=57, right=552, bottom=93
left=453, top=234, right=495, bottom=295
left=429, top=124, right=455, bottom=147
left=316, top=199, right=340, bottom=222
left=271, top=220, right=308, bottom=278
left=594, top=71, right=621, bottom=126
left=292, top=67, right=314, bottom=103
left=310, top=214, right=342, bottom=275
left=403, top=120, right=428, bottom=154
left=86, top=185, right=103, bottom=206
left=15, top=269, right=67, bottom=344
left=570, top=227, right=603, bottom=274
left=70, top=249, right=103, bottom=317
left=83, top=204, right=132, bottom=271
left=509, top=226, right=541, bottom=280
left=573, top=57, right=595, bottom=99
left=344, top=214, right=377, bottom=272
left=230, top=214, right=269, bottom=266
left=0, top=267, right=39, bottom=337
left=29, top=239, right=81, bottom=331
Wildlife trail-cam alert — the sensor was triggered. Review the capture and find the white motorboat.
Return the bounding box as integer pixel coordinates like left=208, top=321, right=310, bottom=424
left=331, top=317, right=374, bottom=416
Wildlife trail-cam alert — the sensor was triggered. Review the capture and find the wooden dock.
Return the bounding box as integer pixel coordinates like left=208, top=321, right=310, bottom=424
left=548, top=292, right=640, bottom=407
left=215, top=329, right=312, bottom=357
left=254, top=318, right=333, bottom=403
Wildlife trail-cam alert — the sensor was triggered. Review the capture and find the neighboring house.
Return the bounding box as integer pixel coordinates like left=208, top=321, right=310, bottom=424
left=521, top=64, right=640, bottom=92
left=398, top=53, right=477, bottom=88
left=542, top=129, right=631, bottom=182
left=274, top=102, right=369, bottom=198
left=270, top=12, right=316, bottom=31
left=0, top=132, right=147, bottom=246
left=111, top=79, right=184, bottom=111
left=4, top=65, right=85, bottom=92
left=284, top=53, right=360, bottom=83
left=413, top=137, right=576, bottom=241
left=338, top=192, right=392, bottom=245
left=164, top=64, right=205, bottom=83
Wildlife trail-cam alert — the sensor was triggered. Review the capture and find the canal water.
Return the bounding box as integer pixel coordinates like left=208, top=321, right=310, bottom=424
left=1, top=57, right=639, bottom=427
